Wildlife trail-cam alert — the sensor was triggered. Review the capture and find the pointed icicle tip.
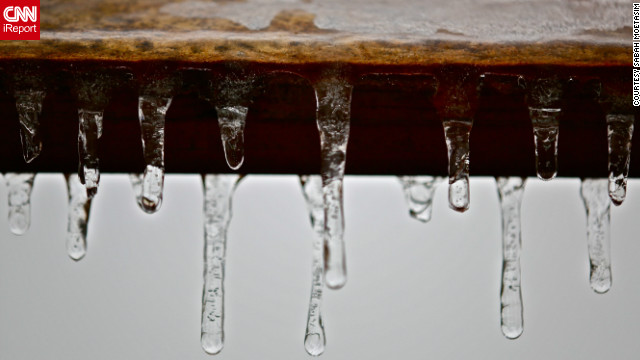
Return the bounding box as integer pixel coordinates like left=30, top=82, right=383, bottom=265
left=580, top=179, right=612, bottom=294
left=65, top=174, right=92, bottom=262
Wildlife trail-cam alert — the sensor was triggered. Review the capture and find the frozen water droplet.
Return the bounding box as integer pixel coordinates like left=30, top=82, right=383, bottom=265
left=4, top=173, right=35, bottom=235
left=130, top=165, right=165, bottom=214
left=529, top=108, right=560, bottom=181
left=443, top=120, right=472, bottom=212
left=314, top=76, right=352, bottom=290
left=78, top=109, right=103, bottom=198
left=606, top=114, right=634, bottom=206
left=137, top=95, right=171, bottom=213
left=65, top=174, right=92, bottom=261
left=14, top=90, right=45, bottom=163
left=300, top=175, right=327, bottom=356
left=398, top=176, right=444, bottom=222
left=580, top=179, right=611, bottom=294
left=496, top=177, right=526, bottom=339
left=216, top=106, right=248, bottom=170
left=201, top=174, right=242, bottom=355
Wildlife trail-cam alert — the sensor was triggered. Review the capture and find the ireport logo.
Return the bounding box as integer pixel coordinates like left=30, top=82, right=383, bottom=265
left=1, top=0, right=40, bottom=40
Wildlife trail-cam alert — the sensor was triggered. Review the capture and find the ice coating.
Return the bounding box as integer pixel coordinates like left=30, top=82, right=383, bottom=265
left=443, top=120, right=471, bottom=212
left=4, top=173, right=35, bottom=235
left=216, top=106, right=248, bottom=170
left=65, top=174, right=92, bottom=261
left=159, top=0, right=627, bottom=43
left=606, top=114, right=634, bottom=206
left=314, top=76, right=352, bottom=290
left=201, top=174, right=241, bottom=355
left=78, top=109, right=103, bottom=198
left=580, top=179, right=611, bottom=294
left=137, top=94, right=172, bottom=213
left=14, top=90, right=45, bottom=163
left=496, top=177, right=526, bottom=339
left=299, top=175, right=327, bottom=356
left=398, top=176, right=444, bottom=223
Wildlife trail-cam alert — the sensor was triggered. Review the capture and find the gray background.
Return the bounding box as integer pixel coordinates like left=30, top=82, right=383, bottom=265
left=0, top=175, right=638, bottom=359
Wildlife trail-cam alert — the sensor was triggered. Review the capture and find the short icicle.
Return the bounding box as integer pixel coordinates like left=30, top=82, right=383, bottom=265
left=496, top=177, right=526, bottom=339
left=580, top=179, right=612, bottom=294
left=14, top=90, right=45, bottom=163
left=606, top=114, right=634, bottom=206
left=201, top=174, right=242, bottom=355
left=216, top=106, right=248, bottom=170
left=4, top=173, right=35, bottom=235
left=65, top=174, right=92, bottom=261
left=398, top=176, right=444, bottom=223
left=443, top=120, right=472, bottom=212
left=314, top=75, right=353, bottom=290
left=78, top=109, right=103, bottom=198
left=300, top=175, right=327, bottom=356
left=137, top=89, right=172, bottom=213
left=525, top=78, right=563, bottom=181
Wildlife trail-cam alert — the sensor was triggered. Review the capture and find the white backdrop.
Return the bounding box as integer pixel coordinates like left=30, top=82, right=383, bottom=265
left=0, top=175, right=638, bottom=359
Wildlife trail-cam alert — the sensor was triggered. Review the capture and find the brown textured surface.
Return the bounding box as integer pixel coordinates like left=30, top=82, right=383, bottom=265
left=0, top=0, right=630, bottom=66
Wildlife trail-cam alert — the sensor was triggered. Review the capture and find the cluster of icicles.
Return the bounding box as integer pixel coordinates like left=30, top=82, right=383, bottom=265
left=4, top=69, right=635, bottom=356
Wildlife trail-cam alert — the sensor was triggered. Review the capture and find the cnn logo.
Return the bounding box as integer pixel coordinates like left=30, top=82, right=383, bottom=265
left=1, top=0, right=40, bottom=40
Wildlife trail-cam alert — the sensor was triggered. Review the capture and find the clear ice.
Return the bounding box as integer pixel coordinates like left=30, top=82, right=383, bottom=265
left=14, top=90, right=45, bottom=163
left=201, top=174, right=242, bottom=355
left=216, top=106, right=248, bottom=170
left=4, top=173, right=35, bottom=235
left=65, top=174, right=92, bottom=261
left=606, top=114, right=634, bottom=206
left=443, top=120, right=472, bottom=212
left=137, top=95, right=172, bottom=213
left=580, top=179, right=611, bottom=294
left=314, top=76, right=353, bottom=290
left=526, top=78, right=563, bottom=181
left=398, top=176, right=444, bottom=222
left=78, top=109, right=103, bottom=198
left=496, top=177, right=526, bottom=339
left=299, top=175, right=327, bottom=356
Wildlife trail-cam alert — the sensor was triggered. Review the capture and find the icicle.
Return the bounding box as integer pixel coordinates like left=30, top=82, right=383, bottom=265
left=314, top=76, right=352, bottom=290
left=201, top=174, right=241, bottom=355
left=216, top=106, right=248, bottom=170
left=606, top=114, right=634, bottom=206
left=78, top=109, right=103, bottom=198
left=526, top=78, right=563, bottom=181
left=443, top=120, right=472, bottom=212
left=299, top=175, right=327, bottom=356
left=137, top=94, right=172, bottom=213
left=4, top=173, right=35, bottom=235
left=65, top=174, right=92, bottom=261
left=14, top=90, right=45, bottom=163
left=398, top=176, right=444, bottom=222
left=580, top=179, right=611, bottom=294
left=496, top=177, right=526, bottom=340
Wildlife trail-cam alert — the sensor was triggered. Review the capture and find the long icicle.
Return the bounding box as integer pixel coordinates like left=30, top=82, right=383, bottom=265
left=137, top=91, right=172, bottom=213
left=14, top=90, right=45, bottom=163
left=580, top=179, right=612, bottom=294
left=398, top=176, right=444, bottom=223
left=606, top=114, right=634, bottom=206
left=314, top=76, right=352, bottom=290
left=4, top=173, right=35, bottom=235
left=300, top=175, right=327, bottom=356
left=216, top=106, right=248, bottom=170
left=496, top=177, right=526, bottom=339
left=201, top=174, right=242, bottom=355
left=65, top=174, right=92, bottom=261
